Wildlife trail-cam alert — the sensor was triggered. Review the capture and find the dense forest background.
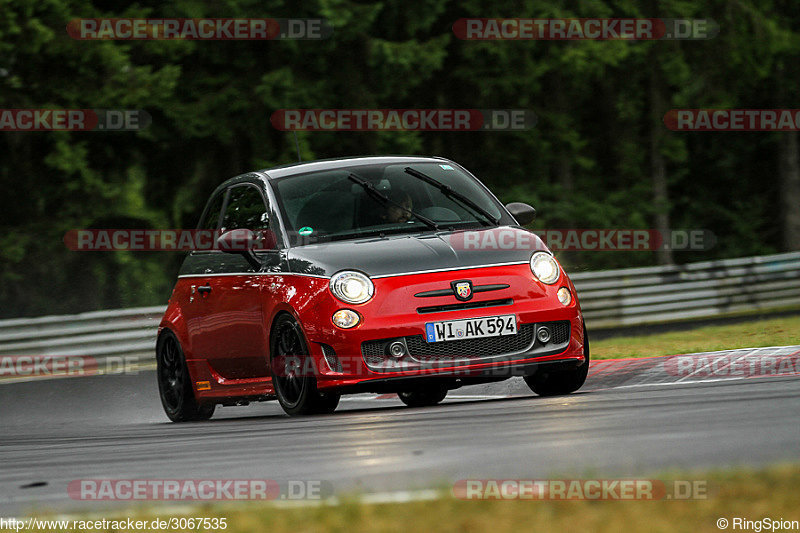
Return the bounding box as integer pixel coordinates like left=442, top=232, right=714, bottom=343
left=1, top=0, right=799, bottom=318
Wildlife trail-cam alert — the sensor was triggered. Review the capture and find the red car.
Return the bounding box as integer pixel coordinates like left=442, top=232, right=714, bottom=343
left=157, top=156, right=589, bottom=420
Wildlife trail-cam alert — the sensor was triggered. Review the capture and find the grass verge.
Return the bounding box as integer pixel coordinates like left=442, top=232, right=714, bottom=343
left=591, top=315, right=800, bottom=360
left=22, top=465, right=800, bottom=533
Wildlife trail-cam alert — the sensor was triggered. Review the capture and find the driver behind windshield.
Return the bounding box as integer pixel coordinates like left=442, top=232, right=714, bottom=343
left=380, top=188, right=413, bottom=224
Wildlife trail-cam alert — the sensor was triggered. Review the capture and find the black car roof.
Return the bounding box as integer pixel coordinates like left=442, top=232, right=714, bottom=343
left=207, top=155, right=454, bottom=199
left=257, top=155, right=449, bottom=179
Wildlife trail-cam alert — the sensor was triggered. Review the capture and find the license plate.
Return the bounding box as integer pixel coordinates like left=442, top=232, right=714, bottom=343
left=424, top=314, right=517, bottom=343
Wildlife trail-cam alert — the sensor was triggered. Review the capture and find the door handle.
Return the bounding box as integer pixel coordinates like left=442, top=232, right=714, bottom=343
left=198, top=285, right=212, bottom=295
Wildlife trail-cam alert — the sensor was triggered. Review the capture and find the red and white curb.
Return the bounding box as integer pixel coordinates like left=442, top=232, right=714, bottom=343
left=585, top=345, right=800, bottom=390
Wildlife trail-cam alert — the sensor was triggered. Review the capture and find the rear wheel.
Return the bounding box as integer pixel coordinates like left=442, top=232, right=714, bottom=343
left=397, top=384, right=448, bottom=407
left=271, top=314, right=340, bottom=416
left=156, top=331, right=215, bottom=422
left=524, top=323, right=590, bottom=396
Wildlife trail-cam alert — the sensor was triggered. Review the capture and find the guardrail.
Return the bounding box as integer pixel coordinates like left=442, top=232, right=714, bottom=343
left=0, top=306, right=163, bottom=361
left=1, top=251, right=798, bottom=361
left=571, top=251, right=800, bottom=328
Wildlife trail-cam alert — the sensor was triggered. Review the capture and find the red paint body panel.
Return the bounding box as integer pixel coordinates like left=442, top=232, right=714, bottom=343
left=159, top=262, right=584, bottom=402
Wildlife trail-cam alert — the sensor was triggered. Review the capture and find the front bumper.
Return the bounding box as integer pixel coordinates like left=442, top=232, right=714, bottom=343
left=304, top=263, right=586, bottom=391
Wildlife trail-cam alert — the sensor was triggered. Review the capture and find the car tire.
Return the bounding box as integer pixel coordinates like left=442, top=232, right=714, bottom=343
left=397, top=385, right=448, bottom=407
left=524, top=323, right=590, bottom=396
left=156, top=330, right=215, bottom=422
left=270, top=314, right=341, bottom=416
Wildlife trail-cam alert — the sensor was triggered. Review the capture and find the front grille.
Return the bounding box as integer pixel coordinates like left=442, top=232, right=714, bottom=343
left=414, top=283, right=510, bottom=298
left=417, top=298, right=513, bottom=314
left=363, top=352, right=385, bottom=367
left=361, top=320, right=571, bottom=368
left=550, top=320, right=570, bottom=344
left=361, top=342, right=389, bottom=358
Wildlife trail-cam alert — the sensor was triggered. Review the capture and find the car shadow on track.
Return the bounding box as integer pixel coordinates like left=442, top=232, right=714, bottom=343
left=185, top=392, right=594, bottom=425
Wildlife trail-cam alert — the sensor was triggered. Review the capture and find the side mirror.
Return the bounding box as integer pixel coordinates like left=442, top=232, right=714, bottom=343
left=505, top=202, right=536, bottom=226
left=217, top=229, right=263, bottom=270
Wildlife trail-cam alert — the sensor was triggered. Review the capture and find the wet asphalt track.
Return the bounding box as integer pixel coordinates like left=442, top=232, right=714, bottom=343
left=1, top=347, right=800, bottom=514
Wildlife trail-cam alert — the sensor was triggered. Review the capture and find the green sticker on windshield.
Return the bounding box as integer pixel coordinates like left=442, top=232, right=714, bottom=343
left=440, top=164, right=454, bottom=170
left=298, top=226, right=313, bottom=236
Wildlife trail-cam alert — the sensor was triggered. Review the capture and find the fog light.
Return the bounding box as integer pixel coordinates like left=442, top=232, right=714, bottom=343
left=537, top=326, right=552, bottom=344
left=332, top=309, right=360, bottom=329
left=388, top=341, right=407, bottom=358
left=557, top=287, right=572, bottom=306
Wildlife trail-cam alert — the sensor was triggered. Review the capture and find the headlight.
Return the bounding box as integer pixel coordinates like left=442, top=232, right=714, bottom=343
left=530, top=252, right=560, bottom=284
left=330, top=271, right=374, bottom=304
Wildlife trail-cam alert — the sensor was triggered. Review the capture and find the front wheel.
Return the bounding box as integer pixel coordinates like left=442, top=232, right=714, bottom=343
left=397, top=384, right=448, bottom=407
left=156, top=331, right=215, bottom=422
left=270, top=314, right=340, bottom=416
left=524, top=323, right=590, bottom=396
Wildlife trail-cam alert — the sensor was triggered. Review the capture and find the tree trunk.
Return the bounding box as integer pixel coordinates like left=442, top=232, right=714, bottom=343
left=552, top=72, right=574, bottom=226
left=778, top=131, right=800, bottom=251
left=649, top=66, right=673, bottom=265
left=557, top=153, right=574, bottom=194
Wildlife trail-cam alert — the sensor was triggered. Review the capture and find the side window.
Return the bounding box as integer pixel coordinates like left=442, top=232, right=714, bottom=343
left=220, top=185, right=270, bottom=231
left=199, top=192, right=225, bottom=230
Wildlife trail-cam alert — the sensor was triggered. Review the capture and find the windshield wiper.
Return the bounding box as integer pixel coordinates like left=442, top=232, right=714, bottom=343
left=327, top=226, right=433, bottom=242
left=347, top=173, right=440, bottom=231
left=403, top=167, right=499, bottom=226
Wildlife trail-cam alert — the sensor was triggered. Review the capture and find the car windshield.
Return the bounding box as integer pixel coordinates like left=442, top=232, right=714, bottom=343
left=270, top=162, right=505, bottom=245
